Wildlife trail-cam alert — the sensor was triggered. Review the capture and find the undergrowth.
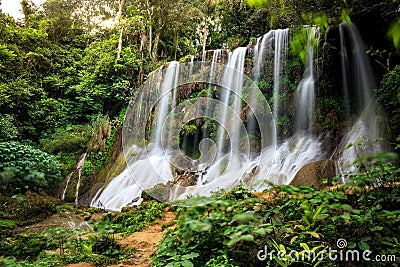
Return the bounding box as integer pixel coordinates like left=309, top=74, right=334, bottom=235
left=0, top=200, right=165, bottom=266
left=151, top=160, right=400, bottom=267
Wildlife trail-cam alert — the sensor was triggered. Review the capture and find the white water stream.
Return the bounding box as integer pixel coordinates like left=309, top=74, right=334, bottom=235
left=90, top=24, right=387, bottom=211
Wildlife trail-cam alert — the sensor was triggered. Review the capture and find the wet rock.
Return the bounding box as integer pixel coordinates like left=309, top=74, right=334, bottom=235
left=242, top=165, right=260, bottom=186
left=13, top=212, right=93, bottom=235
left=291, top=160, right=336, bottom=188
left=144, top=183, right=171, bottom=202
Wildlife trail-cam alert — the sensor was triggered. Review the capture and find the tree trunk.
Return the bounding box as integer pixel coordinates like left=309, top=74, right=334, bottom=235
left=174, top=30, right=179, bottom=60
left=116, top=27, right=124, bottom=63
left=151, top=16, right=162, bottom=60
left=139, top=31, right=146, bottom=84
left=147, top=4, right=154, bottom=56
left=202, top=19, right=207, bottom=53
left=115, top=0, right=125, bottom=27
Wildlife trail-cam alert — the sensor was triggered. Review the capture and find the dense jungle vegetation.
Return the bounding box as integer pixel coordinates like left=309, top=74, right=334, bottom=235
left=0, top=0, right=400, bottom=266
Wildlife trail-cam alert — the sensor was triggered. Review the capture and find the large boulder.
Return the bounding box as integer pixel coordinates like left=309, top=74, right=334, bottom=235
left=290, top=160, right=336, bottom=188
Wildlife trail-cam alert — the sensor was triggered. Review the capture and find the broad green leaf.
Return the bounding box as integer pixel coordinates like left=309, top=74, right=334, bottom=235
left=181, top=260, right=193, bottom=267
left=232, top=211, right=259, bottom=224
left=358, top=241, right=370, bottom=251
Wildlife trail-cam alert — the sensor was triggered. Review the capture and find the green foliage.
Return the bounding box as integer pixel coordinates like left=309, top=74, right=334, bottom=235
left=375, top=65, right=400, bottom=137
left=0, top=199, right=167, bottom=266
left=93, top=201, right=166, bottom=235
left=388, top=16, right=400, bottom=50
left=0, top=232, right=59, bottom=259
left=341, top=9, right=351, bottom=23
left=207, top=0, right=269, bottom=49
left=0, top=114, right=20, bottom=141
left=290, top=27, right=319, bottom=63
left=0, top=226, right=123, bottom=265
left=91, top=234, right=122, bottom=258
left=0, top=192, right=58, bottom=242
left=153, top=161, right=400, bottom=267
left=41, top=125, right=90, bottom=154
left=0, top=142, right=62, bottom=193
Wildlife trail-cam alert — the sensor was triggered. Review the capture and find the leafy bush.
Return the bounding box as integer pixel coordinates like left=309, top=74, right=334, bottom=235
left=0, top=232, right=59, bottom=260
left=93, top=201, right=166, bottom=235
left=375, top=65, right=400, bottom=138
left=152, top=164, right=400, bottom=267
left=0, top=142, right=62, bottom=193
left=0, top=114, right=20, bottom=141
left=40, top=124, right=90, bottom=154
left=0, top=227, right=122, bottom=265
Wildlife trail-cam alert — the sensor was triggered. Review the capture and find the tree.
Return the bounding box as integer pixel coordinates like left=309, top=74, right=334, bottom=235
left=21, top=0, right=36, bottom=27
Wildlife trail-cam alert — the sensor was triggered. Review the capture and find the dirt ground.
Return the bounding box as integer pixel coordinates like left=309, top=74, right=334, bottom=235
left=65, top=208, right=175, bottom=267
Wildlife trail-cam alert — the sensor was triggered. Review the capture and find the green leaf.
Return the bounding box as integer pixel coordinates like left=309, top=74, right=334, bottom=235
left=290, top=236, right=298, bottom=244
left=182, top=252, right=199, bottom=260
left=388, top=17, right=400, bottom=50
left=358, top=242, right=370, bottom=251
left=300, top=243, right=310, bottom=251
left=307, top=231, right=320, bottom=238
left=187, top=220, right=212, bottom=232
left=232, top=211, right=259, bottom=224
left=226, top=234, right=254, bottom=247
left=181, top=260, right=193, bottom=267
left=295, top=224, right=307, bottom=231
left=347, top=242, right=357, bottom=249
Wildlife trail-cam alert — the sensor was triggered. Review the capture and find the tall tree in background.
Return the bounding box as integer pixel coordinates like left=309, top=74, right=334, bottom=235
left=21, top=0, right=35, bottom=27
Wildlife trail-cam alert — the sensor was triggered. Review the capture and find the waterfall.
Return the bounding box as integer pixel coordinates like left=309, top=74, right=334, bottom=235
left=90, top=25, right=389, bottom=211
left=296, top=27, right=318, bottom=131
left=75, top=151, right=88, bottom=206
left=215, top=47, right=247, bottom=158
left=153, top=61, right=180, bottom=148
left=249, top=30, right=288, bottom=147
left=339, top=23, right=374, bottom=118
left=61, top=151, right=87, bottom=202
left=91, top=62, right=181, bottom=210
left=253, top=31, right=273, bottom=82
left=272, top=29, right=289, bottom=144
left=61, top=172, right=73, bottom=201
left=336, top=23, right=388, bottom=179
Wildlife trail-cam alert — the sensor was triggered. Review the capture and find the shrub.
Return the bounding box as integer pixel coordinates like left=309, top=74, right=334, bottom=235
left=152, top=165, right=400, bottom=267
left=375, top=65, right=400, bottom=138
left=0, top=142, right=62, bottom=193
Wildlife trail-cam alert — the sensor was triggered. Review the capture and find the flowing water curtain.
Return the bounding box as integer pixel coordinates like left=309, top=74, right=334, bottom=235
left=295, top=26, right=319, bottom=132
left=336, top=22, right=390, bottom=179
left=91, top=60, right=275, bottom=210
left=90, top=24, right=390, bottom=211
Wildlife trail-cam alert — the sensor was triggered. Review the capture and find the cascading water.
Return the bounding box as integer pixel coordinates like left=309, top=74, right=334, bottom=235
left=336, top=22, right=388, bottom=178
left=91, top=62, right=181, bottom=210
left=199, top=49, right=222, bottom=152
left=339, top=23, right=374, bottom=118
left=153, top=61, right=180, bottom=148
left=90, top=24, right=388, bottom=211
left=272, top=29, right=289, bottom=144
left=61, top=151, right=87, bottom=202
left=296, top=27, right=318, bottom=131
left=253, top=31, right=273, bottom=82
left=216, top=47, right=247, bottom=158
left=249, top=30, right=288, bottom=146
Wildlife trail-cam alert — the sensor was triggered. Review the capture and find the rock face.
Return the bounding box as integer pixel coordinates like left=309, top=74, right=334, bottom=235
left=291, top=160, right=336, bottom=188
left=13, top=212, right=93, bottom=235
